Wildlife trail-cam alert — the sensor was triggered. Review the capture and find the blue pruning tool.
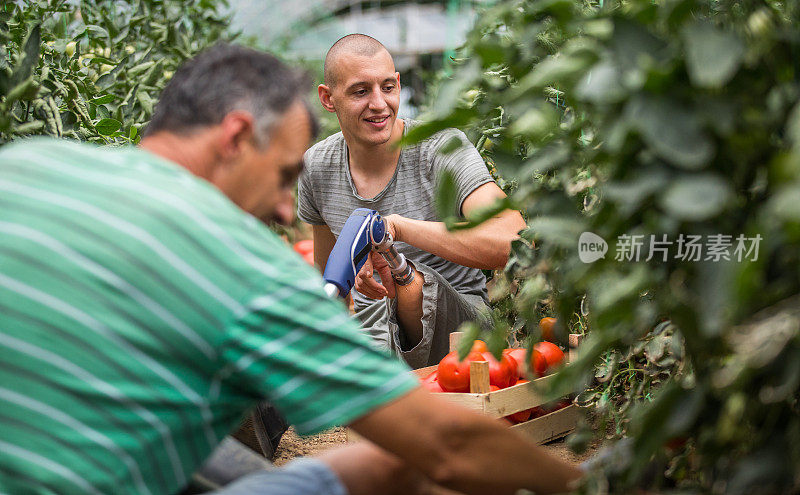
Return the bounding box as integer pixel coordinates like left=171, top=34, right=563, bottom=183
left=322, top=208, right=414, bottom=299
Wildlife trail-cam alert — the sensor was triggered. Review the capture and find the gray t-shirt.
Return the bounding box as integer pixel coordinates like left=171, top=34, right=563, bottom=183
left=298, top=119, right=493, bottom=311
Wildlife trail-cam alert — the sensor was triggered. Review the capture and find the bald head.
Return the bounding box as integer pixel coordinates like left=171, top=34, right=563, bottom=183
left=324, top=34, right=391, bottom=88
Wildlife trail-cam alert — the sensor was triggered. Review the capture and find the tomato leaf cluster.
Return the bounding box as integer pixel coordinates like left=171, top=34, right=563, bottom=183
left=412, top=0, right=800, bottom=492
left=0, top=0, right=234, bottom=145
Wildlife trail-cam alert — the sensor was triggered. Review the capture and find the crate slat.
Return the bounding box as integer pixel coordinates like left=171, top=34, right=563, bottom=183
left=414, top=365, right=560, bottom=417
left=511, top=405, right=578, bottom=444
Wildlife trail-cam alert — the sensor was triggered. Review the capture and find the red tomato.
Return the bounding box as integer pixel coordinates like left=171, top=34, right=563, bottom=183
left=530, top=348, right=547, bottom=376
left=293, top=239, right=314, bottom=255
left=437, top=351, right=484, bottom=392
left=302, top=251, right=315, bottom=266
left=480, top=351, right=519, bottom=389
left=505, top=348, right=527, bottom=376
left=422, top=379, right=445, bottom=393
left=538, top=317, right=557, bottom=342
left=471, top=340, right=489, bottom=353
left=504, top=348, right=547, bottom=377
left=506, top=408, right=532, bottom=423
left=534, top=341, right=565, bottom=371
left=420, top=370, right=444, bottom=393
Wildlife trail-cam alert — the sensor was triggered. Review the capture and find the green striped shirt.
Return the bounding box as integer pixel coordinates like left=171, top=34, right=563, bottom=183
left=0, top=138, right=418, bottom=495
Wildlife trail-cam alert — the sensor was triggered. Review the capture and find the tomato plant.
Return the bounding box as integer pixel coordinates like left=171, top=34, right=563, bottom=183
left=413, top=0, right=800, bottom=492
left=0, top=1, right=233, bottom=145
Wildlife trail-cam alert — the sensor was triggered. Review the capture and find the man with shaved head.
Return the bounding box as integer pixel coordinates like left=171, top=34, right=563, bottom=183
left=299, top=34, right=527, bottom=368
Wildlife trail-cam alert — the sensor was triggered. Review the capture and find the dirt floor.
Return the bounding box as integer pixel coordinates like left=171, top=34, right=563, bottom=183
left=273, top=425, right=598, bottom=467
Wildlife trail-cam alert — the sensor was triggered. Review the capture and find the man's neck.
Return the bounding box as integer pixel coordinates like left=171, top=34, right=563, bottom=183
left=138, top=130, right=220, bottom=180
left=345, top=118, right=405, bottom=177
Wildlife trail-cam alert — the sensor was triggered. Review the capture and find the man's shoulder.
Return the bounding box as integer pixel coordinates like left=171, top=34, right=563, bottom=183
left=0, top=137, right=96, bottom=161
left=304, top=131, right=345, bottom=170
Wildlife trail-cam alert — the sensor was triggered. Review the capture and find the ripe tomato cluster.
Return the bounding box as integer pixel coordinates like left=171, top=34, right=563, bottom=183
left=420, top=322, right=572, bottom=425
left=421, top=339, right=567, bottom=395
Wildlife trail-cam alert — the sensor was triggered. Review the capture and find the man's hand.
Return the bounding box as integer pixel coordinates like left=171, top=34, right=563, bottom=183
left=355, top=251, right=396, bottom=299
left=354, top=215, right=402, bottom=299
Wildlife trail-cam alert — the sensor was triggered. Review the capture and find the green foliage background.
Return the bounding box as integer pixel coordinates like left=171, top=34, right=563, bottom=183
left=414, top=0, right=800, bottom=492
left=6, top=0, right=800, bottom=492
left=0, top=0, right=232, bottom=145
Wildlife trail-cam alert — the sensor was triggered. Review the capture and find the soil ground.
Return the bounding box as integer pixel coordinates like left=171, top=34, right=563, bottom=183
left=273, top=425, right=599, bottom=467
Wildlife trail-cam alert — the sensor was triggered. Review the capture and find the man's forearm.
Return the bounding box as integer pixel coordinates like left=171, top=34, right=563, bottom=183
left=351, top=388, right=583, bottom=495
left=392, top=211, right=524, bottom=270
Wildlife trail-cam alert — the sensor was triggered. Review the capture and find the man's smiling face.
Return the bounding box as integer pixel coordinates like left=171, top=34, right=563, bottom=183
left=325, top=49, right=400, bottom=147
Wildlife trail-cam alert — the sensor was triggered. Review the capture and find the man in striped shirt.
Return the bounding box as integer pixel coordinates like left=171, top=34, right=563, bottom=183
left=0, top=44, right=581, bottom=494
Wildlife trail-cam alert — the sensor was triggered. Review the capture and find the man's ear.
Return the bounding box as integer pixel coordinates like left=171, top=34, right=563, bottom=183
left=318, top=84, right=336, bottom=113
left=395, top=72, right=401, bottom=90
left=218, top=111, right=256, bottom=159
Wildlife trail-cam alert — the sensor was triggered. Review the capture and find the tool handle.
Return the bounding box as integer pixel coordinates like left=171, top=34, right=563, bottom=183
left=322, top=208, right=374, bottom=298
left=369, top=216, right=414, bottom=286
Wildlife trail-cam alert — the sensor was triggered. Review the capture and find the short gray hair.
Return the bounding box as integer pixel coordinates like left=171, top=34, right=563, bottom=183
left=145, top=43, right=317, bottom=145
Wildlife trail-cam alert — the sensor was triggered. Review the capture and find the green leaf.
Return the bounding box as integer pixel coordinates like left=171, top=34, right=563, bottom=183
left=430, top=60, right=482, bottom=119
left=512, top=38, right=598, bottom=94
left=626, top=95, right=714, bottom=170
left=5, top=76, right=38, bottom=103
left=456, top=321, right=481, bottom=360
left=590, top=265, right=650, bottom=314
left=659, top=174, right=732, bottom=221
left=604, top=168, right=670, bottom=216
left=473, top=39, right=506, bottom=67
left=439, top=136, right=463, bottom=155
left=95, top=118, right=122, bottom=135
left=128, top=61, right=156, bottom=78
left=11, top=24, right=41, bottom=87
left=527, top=216, right=586, bottom=248
left=770, top=185, right=800, bottom=222
left=136, top=91, right=153, bottom=115
left=96, top=105, right=110, bottom=120
left=508, top=102, right=559, bottom=140
left=90, top=94, right=115, bottom=105
left=786, top=102, right=800, bottom=151
left=84, top=25, right=110, bottom=43
left=401, top=108, right=475, bottom=145
left=575, top=59, right=626, bottom=104
left=435, top=169, right=459, bottom=220
left=519, top=142, right=571, bottom=176
left=144, top=60, right=164, bottom=87
left=682, top=21, right=744, bottom=89
left=644, top=335, right=669, bottom=363
left=13, top=120, right=45, bottom=135
left=85, top=56, right=117, bottom=66
left=611, top=19, right=672, bottom=74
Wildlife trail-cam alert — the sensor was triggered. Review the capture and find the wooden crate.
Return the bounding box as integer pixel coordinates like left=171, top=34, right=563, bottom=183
left=348, top=333, right=581, bottom=444
left=412, top=365, right=576, bottom=442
